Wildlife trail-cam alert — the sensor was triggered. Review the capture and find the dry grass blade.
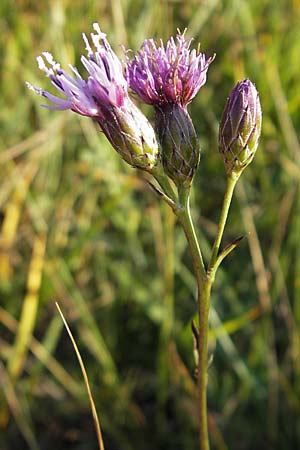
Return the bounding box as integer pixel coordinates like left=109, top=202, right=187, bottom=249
left=48, top=259, right=118, bottom=383
left=55, top=302, right=105, bottom=450
left=235, top=179, right=279, bottom=441
left=0, top=306, right=81, bottom=397
left=235, top=180, right=272, bottom=312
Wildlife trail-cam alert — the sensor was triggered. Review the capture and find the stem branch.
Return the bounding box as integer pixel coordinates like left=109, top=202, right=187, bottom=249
left=209, top=173, right=239, bottom=273
left=177, top=186, right=206, bottom=289
left=151, top=166, right=177, bottom=203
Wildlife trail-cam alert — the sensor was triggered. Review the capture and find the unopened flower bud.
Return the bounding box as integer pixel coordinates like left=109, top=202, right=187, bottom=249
left=155, top=105, right=199, bottom=187
left=219, top=79, right=262, bottom=176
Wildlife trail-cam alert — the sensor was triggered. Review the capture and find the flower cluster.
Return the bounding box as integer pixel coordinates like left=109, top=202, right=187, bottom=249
left=26, top=27, right=262, bottom=450
left=27, top=23, right=261, bottom=188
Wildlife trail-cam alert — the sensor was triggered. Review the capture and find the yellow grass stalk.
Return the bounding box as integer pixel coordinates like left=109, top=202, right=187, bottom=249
left=56, top=302, right=105, bottom=450
left=0, top=164, right=37, bottom=281
left=7, top=234, right=46, bottom=380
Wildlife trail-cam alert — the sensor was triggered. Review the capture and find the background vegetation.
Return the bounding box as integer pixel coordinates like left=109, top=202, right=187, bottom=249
left=1, top=0, right=300, bottom=449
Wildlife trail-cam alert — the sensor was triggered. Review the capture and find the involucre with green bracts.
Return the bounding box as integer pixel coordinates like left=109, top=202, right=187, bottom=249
left=219, top=79, right=262, bottom=176
left=155, top=104, right=200, bottom=187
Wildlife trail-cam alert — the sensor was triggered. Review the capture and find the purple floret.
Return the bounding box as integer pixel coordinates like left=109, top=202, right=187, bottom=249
left=27, top=23, right=159, bottom=171
left=26, top=23, right=128, bottom=118
left=125, top=31, right=215, bottom=107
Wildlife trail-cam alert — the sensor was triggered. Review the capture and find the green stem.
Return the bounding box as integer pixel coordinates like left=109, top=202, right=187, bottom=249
left=209, top=173, right=239, bottom=273
left=176, top=186, right=210, bottom=450
left=196, top=172, right=238, bottom=450
left=176, top=173, right=239, bottom=450
left=151, top=166, right=177, bottom=203
left=177, top=186, right=206, bottom=289
left=196, top=281, right=212, bottom=450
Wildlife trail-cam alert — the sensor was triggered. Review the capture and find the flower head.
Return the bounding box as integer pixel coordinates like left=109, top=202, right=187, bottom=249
left=219, top=79, right=262, bottom=176
left=125, top=31, right=214, bottom=107
left=26, top=23, right=158, bottom=171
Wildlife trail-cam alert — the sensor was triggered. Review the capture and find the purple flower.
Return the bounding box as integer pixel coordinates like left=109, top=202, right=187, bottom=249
left=124, top=31, right=214, bottom=187
left=219, top=79, right=262, bottom=176
left=125, top=31, right=215, bottom=107
left=26, top=23, right=158, bottom=171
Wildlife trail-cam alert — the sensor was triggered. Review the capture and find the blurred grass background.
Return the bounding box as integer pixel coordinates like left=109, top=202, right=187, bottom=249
left=0, top=0, right=300, bottom=449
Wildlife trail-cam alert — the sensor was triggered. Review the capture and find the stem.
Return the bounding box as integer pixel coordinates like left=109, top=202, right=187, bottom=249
left=177, top=186, right=206, bottom=289
left=176, top=186, right=210, bottom=450
left=209, top=173, right=239, bottom=273
left=196, top=172, right=239, bottom=450
left=197, top=281, right=212, bottom=450
left=176, top=174, right=239, bottom=450
left=151, top=166, right=177, bottom=203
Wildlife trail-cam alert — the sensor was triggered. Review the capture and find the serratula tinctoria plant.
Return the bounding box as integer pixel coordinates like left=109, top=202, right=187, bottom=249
left=27, top=23, right=261, bottom=450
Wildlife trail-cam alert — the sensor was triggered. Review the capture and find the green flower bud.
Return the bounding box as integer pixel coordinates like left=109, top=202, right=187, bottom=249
left=155, top=105, right=200, bottom=187
left=219, top=79, right=262, bottom=176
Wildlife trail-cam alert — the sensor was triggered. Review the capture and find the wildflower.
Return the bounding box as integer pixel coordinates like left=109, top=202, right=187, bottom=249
left=219, top=79, right=262, bottom=176
left=26, top=23, right=158, bottom=171
left=125, top=31, right=214, bottom=187
left=125, top=31, right=214, bottom=107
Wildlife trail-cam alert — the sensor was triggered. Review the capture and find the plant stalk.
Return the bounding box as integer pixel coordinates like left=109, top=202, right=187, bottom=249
left=151, top=166, right=177, bottom=203
left=177, top=186, right=210, bottom=450
left=177, top=186, right=206, bottom=289
left=196, top=278, right=212, bottom=450
left=176, top=175, right=239, bottom=450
